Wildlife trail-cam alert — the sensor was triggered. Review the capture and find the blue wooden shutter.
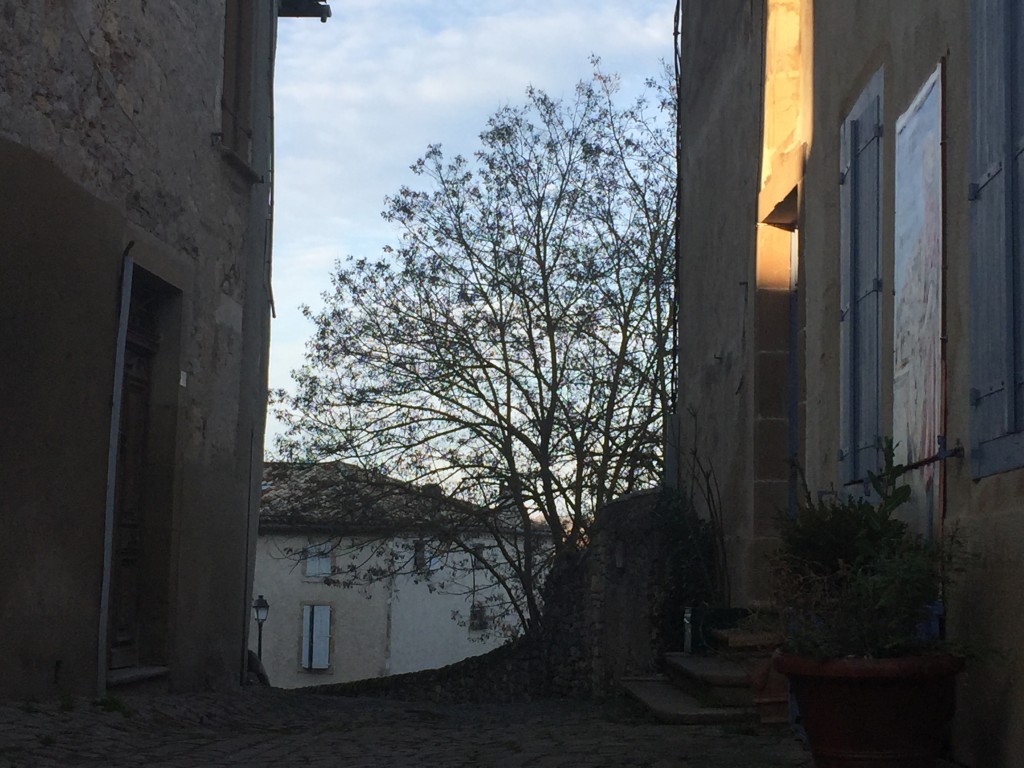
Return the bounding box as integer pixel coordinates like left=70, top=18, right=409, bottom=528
left=969, top=0, right=1024, bottom=475
left=1013, top=0, right=1024, bottom=439
left=312, top=605, right=331, bottom=669
left=301, top=605, right=331, bottom=669
left=301, top=605, right=313, bottom=668
left=839, top=69, right=884, bottom=485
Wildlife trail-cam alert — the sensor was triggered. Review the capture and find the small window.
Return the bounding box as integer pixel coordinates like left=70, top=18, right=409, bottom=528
left=301, top=604, right=331, bottom=670
left=303, top=542, right=332, bottom=579
left=469, top=602, right=490, bottom=632
left=472, top=544, right=486, bottom=570
left=413, top=540, right=426, bottom=572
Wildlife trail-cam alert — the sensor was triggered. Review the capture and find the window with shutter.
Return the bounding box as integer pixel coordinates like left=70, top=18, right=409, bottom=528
left=839, top=68, right=884, bottom=485
left=969, top=0, right=1024, bottom=477
left=469, top=602, right=490, bottom=631
left=414, top=540, right=427, bottom=573
left=472, top=544, right=486, bottom=570
left=303, top=542, right=332, bottom=579
left=301, top=604, right=332, bottom=670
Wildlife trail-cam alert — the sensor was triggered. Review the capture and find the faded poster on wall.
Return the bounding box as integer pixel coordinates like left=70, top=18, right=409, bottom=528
left=893, top=64, right=942, bottom=534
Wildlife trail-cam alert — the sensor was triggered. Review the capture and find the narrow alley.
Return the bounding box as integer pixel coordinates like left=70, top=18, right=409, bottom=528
left=0, top=688, right=810, bottom=768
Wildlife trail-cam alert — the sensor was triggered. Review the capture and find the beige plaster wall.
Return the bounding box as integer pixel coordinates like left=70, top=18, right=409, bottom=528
left=675, top=0, right=765, bottom=606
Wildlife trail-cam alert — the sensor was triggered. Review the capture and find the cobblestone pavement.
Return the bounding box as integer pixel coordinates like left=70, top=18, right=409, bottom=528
left=0, top=687, right=812, bottom=767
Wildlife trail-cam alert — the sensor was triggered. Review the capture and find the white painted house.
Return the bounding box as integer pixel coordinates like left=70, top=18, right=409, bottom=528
left=251, top=462, right=522, bottom=689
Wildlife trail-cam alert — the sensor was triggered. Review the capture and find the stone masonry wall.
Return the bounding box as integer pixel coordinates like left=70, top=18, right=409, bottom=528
left=0, top=2, right=275, bottom=697
left=1, top=2, right=247, bottom=260
left=588, top=490, right=676, bottom=690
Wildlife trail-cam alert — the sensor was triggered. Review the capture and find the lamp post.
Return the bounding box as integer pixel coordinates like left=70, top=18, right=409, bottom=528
left=252, top=594, right=269, bottom=660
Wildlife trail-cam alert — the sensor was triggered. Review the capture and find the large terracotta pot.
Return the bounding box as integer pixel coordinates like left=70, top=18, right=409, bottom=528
left=774, top=652, right=964, bottom=768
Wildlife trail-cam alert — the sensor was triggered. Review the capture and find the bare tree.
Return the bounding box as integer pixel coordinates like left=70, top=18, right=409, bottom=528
left=273, top=63, right=675, bottom=633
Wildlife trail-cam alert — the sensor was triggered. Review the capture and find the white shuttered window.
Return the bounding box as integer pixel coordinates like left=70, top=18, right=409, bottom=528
left=969, top=0, right=1024, bottom=477
left=301, top=604, right=331, bottom=670
left=303, top=542, right=332, bottom=579
left=839, top=69, right=885, bottom=485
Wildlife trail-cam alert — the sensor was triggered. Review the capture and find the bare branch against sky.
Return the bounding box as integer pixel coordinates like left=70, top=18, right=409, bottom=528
left=269, top=1, right=674, bottom=449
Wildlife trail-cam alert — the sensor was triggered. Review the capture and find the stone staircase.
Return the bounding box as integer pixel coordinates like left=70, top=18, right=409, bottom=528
left=621, top=628, right=789, bottom=725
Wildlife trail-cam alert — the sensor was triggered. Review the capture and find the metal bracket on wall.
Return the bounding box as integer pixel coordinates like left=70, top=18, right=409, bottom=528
left=901, top=435, right=965, bottom=473
left=279, top=0, right=331, bottom=22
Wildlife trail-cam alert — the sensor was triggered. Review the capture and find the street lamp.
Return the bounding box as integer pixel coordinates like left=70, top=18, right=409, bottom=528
left=252, top=594, right=270, bottom=660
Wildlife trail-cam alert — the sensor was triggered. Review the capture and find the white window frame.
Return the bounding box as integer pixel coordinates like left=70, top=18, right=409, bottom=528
left=303, top=541, right=332, bottom=579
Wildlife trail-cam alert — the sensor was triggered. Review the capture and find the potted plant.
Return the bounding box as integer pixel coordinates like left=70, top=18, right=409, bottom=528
left=772, top=442, right=965, bottom=768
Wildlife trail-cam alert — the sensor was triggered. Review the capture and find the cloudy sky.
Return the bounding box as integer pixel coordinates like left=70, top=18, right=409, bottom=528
left=268, top=1, right=675, bottom=452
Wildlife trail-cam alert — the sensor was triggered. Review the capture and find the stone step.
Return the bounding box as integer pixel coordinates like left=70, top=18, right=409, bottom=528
left=106, top=665, right=170, bottom=696
left=708, top=627, right=784, bottom=651
left=663, top=653, right=754, bottom=707
left=621, top=677, right=756, bottom=725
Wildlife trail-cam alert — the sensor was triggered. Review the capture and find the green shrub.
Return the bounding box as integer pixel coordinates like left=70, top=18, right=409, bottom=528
left=774, top=441, right=962, bottom=659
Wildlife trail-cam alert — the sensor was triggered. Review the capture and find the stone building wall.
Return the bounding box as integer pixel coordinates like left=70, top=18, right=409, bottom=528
left=0, top=2, right=277, bottom=698
left=1, top=2, right=254, bottom=259
left=669, top=0, right=767, bottom=607
left=674, top=1, right=1024, bottom=764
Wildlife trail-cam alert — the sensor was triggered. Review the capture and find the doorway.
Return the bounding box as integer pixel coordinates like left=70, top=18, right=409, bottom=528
left=107, top=268, right=180, bottom=674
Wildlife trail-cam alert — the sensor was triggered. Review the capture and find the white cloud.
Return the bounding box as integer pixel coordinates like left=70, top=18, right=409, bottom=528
left=267, top=0, right=673, bottom=450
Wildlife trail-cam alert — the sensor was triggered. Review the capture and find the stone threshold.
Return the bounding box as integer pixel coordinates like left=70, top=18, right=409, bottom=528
left=107, top=665, right=170, bottom=688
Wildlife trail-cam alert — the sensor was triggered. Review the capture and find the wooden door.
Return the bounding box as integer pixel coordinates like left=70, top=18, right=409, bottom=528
left=108, top=287, right=158, bottom=670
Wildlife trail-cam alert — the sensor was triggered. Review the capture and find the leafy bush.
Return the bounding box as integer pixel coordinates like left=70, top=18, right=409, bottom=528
left=774, top=442, right=962, bottom=659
